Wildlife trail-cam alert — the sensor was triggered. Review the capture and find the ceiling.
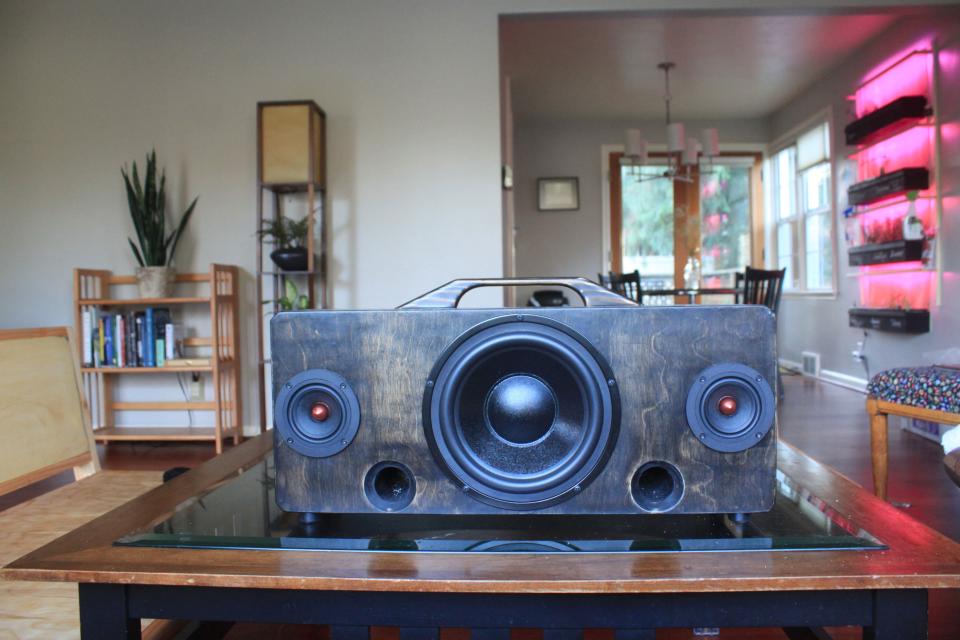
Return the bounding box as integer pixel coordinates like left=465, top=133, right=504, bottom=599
left=500, top=13, right=898, bottom=121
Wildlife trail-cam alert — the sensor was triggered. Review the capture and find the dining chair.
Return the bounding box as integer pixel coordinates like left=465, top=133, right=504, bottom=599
left=600, top=270, right=642, bottom=304
left=741, top=267, right=787, bottom=400
left=742, top=267, right=786, bottom=314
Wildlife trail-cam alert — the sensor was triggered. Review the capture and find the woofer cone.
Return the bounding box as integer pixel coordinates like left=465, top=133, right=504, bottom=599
left=424, top=315, right=619, bottom=510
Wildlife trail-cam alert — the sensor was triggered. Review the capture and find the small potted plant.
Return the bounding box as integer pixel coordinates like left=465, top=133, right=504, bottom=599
left=258, top=216, right=310, bottom=271
left=122, top=150, right=198, bottom=298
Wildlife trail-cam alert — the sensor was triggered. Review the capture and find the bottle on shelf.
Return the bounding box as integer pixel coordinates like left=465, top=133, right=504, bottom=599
left=902, top=191, right=925, bottom=241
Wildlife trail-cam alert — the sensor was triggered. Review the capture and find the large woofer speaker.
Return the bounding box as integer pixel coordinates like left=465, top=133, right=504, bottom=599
left=424, top=316, right=619, bottom=509
left=272, top=278, right=779, bottom=516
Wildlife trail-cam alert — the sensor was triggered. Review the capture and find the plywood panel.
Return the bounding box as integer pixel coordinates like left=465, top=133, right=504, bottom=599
left=0, top=333, right=93, bottom=493
left=262, top=104, right=310, bottom=184
left=0, top=470, right=161, bottom=639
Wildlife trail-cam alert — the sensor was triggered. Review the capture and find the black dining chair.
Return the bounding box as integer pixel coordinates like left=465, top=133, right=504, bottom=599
left=741, top=266, right=787, bottom=399
left=733, top=271, right=744, bottom=304
left=599, top=270, right=642, bottom=304
left=742, top=267, right=786, bottom=315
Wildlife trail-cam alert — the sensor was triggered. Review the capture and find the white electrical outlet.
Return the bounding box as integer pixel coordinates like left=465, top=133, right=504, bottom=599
left=189, top=376, right=204, bottom=401
left=853, top=339, right=866, bottom=362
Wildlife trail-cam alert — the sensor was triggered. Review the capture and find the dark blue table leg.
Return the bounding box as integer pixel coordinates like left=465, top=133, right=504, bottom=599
left=330, top=626, right=369, bottom=640
left=864, top=589, right=927, bottom=640
left=79, top=583, right=141, bottom=639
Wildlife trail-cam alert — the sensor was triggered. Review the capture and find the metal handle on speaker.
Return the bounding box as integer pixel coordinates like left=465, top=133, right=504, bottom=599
left=398, top=277, right=638, bottom=309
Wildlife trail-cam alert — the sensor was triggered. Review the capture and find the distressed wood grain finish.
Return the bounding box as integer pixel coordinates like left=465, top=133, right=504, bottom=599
left=270, top=305, right=777, bottom=515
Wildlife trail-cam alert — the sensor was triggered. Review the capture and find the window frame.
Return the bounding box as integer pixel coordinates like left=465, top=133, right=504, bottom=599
left=765, top=108, right=839, bottom=298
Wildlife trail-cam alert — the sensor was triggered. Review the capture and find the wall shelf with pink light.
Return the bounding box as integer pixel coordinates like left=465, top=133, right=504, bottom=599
left=844, top=42, right=944, bottom=333
left=846, top=120, right=935, bottom=158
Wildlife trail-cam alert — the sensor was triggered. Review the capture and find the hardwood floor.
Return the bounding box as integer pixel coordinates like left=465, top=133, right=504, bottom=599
left=4, top=375, right=957, bottom=637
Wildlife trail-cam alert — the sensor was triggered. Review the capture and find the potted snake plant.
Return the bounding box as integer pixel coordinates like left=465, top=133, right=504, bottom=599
left=122, top=150, right=198, bottom=298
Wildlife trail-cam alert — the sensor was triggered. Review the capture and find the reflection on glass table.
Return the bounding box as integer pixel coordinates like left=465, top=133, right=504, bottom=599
left=117, top=456, right=884, bottom=554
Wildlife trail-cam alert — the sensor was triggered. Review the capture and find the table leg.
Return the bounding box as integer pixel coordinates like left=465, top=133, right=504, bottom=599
left=331, top=626, right=369, bottom=640
left=79, top=583, right=141, bottom=639
left=864, top=589, right=927, bottom=639
left=867, top=398, right=889, bottom=500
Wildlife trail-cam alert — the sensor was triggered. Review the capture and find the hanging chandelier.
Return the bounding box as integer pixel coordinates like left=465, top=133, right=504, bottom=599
left=621, top=62, right=720, bottom=183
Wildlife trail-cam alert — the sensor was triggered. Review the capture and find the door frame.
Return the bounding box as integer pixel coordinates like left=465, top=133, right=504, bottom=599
left=601, top=144, right=766, bottom=281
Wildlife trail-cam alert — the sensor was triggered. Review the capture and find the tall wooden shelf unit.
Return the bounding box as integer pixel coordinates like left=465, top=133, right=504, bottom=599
left=73, top=264, right=242, bottom=453
left=256, top=100, right=329, bottom=433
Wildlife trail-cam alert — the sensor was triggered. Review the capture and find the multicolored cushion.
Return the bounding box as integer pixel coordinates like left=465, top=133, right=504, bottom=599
left=868, top=366, right=960, bottom=414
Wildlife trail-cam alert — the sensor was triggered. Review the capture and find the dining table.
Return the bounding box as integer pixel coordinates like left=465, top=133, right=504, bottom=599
left=642, top=287, right=741, bottom=304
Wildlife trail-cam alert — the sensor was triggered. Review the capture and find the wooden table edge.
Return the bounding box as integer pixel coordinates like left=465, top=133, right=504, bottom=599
left=4, top=565, right=960, bottom=593
left=5, top=433, right=960, bottom=594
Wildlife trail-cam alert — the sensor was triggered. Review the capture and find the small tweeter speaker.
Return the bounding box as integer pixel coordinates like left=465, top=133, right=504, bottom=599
left=271, top=277, right=779, bottom=516
left=274, top=369, right=361, bottom=458
left=685, top=363, right=775, bottom=453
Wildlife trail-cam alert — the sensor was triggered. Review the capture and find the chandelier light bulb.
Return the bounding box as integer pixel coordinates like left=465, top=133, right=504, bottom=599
left=702, top=128, right=720, bottom=157
left=625, top=128, right=647, bottom=161
left=667, top=122, right=686, bottom=153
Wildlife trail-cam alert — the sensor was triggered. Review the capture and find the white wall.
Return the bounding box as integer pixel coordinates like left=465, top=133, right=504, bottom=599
left=0, top=0, right=509, bottom=433
left=769, top=12, right=960, bottom=384
left=513, top=117, right=768, bottom=299
left=1, top=0, right=952, bottom=433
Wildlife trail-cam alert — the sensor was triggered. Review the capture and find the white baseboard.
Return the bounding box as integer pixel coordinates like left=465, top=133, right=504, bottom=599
left=819, top=368, right=868, bottom=393
left=778, top=358, right=868, bottom=393
left=779, top=358, right=802, bottom=373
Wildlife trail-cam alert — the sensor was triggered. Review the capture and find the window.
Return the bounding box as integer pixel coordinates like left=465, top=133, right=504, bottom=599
left=620, top=165, right=674, bottom=290
left=768, top=121, right=834, bottom=293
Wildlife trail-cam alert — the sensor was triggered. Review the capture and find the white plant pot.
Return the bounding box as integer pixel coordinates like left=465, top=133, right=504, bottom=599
left=136, top=266, right=175, bottom=299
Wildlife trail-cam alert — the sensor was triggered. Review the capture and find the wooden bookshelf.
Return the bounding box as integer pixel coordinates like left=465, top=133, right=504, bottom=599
left=73, top=264, right=242, bottom=453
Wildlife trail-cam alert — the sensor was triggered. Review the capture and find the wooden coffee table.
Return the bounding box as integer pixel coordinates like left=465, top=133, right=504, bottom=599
left=5, top=433, right=960, bottom=639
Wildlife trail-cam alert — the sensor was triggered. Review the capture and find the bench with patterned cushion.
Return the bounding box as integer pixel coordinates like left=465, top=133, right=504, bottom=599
left=866, top=366, right=960, bottom=500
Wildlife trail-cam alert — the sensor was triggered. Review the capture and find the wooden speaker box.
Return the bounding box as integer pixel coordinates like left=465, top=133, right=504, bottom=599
left=258, top=100, right=326, bottom=188
left=271, top=279, right=778, bottom=516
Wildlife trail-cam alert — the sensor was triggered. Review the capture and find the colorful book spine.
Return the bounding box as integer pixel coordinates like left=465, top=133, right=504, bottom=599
left=144, top=308, right=155, bottom=367
left=165, top=323, right=175, bottom=361
left=81, top=309, right=93, bottom=366
left=104, top=315, right=114, bottom=366
left=135, top=313, right=144, bottom=367
left=98, top=316, right=105, bottom=365
left=126, top=312, right=136, bottom=367
left=92, top=309, right=102, bottom=368
left=116, top=315, right=124, bottom=368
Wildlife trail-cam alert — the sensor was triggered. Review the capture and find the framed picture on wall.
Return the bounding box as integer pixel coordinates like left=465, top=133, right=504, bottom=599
left=538, top=177, right=579, bottom=211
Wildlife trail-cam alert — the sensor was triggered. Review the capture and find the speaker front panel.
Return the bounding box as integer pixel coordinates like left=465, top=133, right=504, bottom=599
left=271, top=305, right=777, bottom=515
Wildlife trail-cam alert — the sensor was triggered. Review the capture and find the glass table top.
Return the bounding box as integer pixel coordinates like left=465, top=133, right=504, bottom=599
left=117, top=455, right=884, bottom=554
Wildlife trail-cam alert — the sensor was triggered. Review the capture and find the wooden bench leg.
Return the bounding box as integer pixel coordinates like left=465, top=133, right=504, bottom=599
left=866, top=398, right=888, bottom=500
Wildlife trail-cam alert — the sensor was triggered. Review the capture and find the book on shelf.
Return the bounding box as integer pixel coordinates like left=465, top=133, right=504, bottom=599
left=80, top=306, right=186, bottom=369
left=81, top=309, right=93, bottom=365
